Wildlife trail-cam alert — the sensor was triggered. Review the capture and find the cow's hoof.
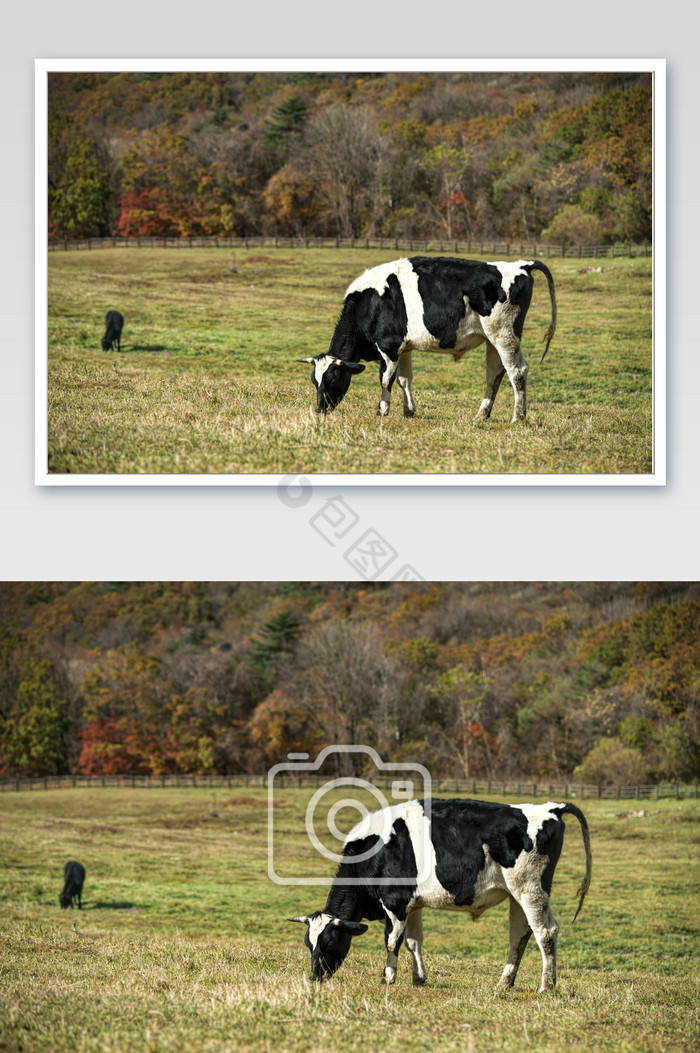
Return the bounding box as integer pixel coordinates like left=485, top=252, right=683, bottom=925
left=412, top=977, right=426, bottom=987
left=474, top=411, right=491, bottom=422
left=403, top=408, right=415, bottom=418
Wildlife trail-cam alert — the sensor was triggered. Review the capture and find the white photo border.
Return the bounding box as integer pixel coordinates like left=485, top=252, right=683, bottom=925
left=35, top=57, right=666, bottom=487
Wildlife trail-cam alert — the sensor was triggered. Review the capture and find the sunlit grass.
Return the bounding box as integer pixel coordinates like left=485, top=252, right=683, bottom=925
left=45, top=248, right=654, bottom=475
left=0, top=787, right=697, bottom=1051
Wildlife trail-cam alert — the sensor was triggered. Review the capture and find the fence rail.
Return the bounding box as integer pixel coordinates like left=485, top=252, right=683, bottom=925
left=1, top=772, right=695, bottom=801
left=47, top=235, right=652, bottom=260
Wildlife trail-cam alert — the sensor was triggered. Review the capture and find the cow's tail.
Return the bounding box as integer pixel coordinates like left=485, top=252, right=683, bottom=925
left=555, top=802, right=592, bottom=922
left=529, top=260, right=557, bottom=364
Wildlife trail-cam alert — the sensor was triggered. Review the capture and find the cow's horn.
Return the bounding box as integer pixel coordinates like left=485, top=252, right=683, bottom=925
left=296, top=357, right=315, bottom=363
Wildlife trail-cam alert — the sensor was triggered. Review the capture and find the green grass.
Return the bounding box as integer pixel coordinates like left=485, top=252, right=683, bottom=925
left=45, top=248, right=654, bottom=475
left=1, top=787, right=697, bottom=1051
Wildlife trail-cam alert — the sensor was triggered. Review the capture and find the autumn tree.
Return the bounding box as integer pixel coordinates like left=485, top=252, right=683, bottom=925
left=574, top=737, right=648, bottom=786
left=0, top=658, right=69, bottom=776
left=249, top=688, right=321, bottom=767
left=300, top=106, right=392, bottom=237
left=263, top=163, right=325, bottom=235
left=78, top=644, right=173, bottom=774
left=431, top=667, right=494, bottom=778
left=50, top=136, right=110, bottom=238
left=292, top=620, right=394, bottom=773
left=421, top=145, right=474, bottom=240
left=116, top=126, right=200, bottom=237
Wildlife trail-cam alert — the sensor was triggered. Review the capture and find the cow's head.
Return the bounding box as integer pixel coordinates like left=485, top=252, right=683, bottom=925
left=59, top=893, right=70, bottom=909
left=298, top=355, right=365, bottom=413
left=289, top=913, right=368, bottom=980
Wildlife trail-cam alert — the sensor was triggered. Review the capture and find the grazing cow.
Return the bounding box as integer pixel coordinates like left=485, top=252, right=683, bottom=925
left=101, top=310, right=124, bottom=352
left=298, top=257, right=556, bottom=421
left=290, top=797, right=590, bottom=993
left=59, top=860, right=85, bottom=910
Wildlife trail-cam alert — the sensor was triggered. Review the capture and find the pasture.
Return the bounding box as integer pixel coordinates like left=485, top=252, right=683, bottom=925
left=1, top=786, right=697, bottom=1052
left=45, top=248, right=654, bottom=476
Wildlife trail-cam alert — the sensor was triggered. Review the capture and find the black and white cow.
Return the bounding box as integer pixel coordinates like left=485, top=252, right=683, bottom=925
left=101, top=310, right=124, bottom=352
left=290, top=797, right=590, bottom=993
left=59, top=860, right=85, bottom=910
left=298, top=257, right=556, bottom=422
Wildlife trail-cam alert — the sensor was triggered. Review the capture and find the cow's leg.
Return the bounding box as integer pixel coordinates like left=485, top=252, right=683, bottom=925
left=519, top=895, right=559, bottom=991
left=496, top=896, right=532, bottom=991
left=377, top=348, right=399, bottom=417
left=475, top=342, right=507, bottom=421
left=397, top=352, right=415, bottom=418
left=404, top=909, right=427, bottom=986
left=491, top=338, right=529, bottom=422
left=381, top=906, right=407, bottom=984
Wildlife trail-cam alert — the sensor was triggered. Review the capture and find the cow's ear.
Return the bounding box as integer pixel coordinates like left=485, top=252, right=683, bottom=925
left=288, top=916, right=311, bottom=925
left=340, top=362, right=365, bottom=374
left=333, top=919, right=369, bottom=935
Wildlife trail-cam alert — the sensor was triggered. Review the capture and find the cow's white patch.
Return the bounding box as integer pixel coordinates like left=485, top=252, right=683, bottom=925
left=380, top=902, right=406, bottom=953
left=498, top=802, right=562, bottom=898
left=345, top=259, right=409, bottom=297
left=396, top=353, right=415, bottom=414
left=307, top=912, right=334, bottom=951
left=312, top=355, right=338, bottom=387
left=345, top=803, right=398, bottom=845
left=488, top=259, right=534, bottom=295
left=399, top=263, right=434, bottom=350
left=467, top=844, right=510, bottom=916
left=377, top=347, right=397, bottom=387
left=515, top=801, right=563, bottom=842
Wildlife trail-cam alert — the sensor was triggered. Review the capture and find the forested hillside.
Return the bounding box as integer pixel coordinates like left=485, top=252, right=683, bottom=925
left=1, top=582, right=696, bottom=784
left=47, top=71, right=652, bottom=245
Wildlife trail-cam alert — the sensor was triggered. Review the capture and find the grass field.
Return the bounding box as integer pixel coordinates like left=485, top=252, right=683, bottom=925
left=1, top=786, right=697, bottom=1052
left=45, top=248, right=654, bottom=476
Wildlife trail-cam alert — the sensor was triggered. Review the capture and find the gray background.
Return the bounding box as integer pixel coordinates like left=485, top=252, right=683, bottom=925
left=2, top=4, right=694, bottom=582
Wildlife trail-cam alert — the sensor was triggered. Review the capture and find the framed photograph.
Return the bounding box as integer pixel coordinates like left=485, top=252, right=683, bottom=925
left=35, top=59, right=665, bottom=485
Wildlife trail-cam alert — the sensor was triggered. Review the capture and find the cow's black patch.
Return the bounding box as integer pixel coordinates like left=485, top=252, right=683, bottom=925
left=411, top=257, right=506, bottom=347
left=507, top=271, right=534, bottom=340
left=535, top=817, right=565, bottom=895
left=429, top=798, right=531, bottom=906
left=330, top=818, right=418, bottom=922
left=351, top=272, right=409, bottom=360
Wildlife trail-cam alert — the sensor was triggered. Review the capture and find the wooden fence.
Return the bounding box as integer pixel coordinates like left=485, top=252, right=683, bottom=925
left=47, top=235, right=652, bottom=260
left=1, top=772, right=695, bottom=801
